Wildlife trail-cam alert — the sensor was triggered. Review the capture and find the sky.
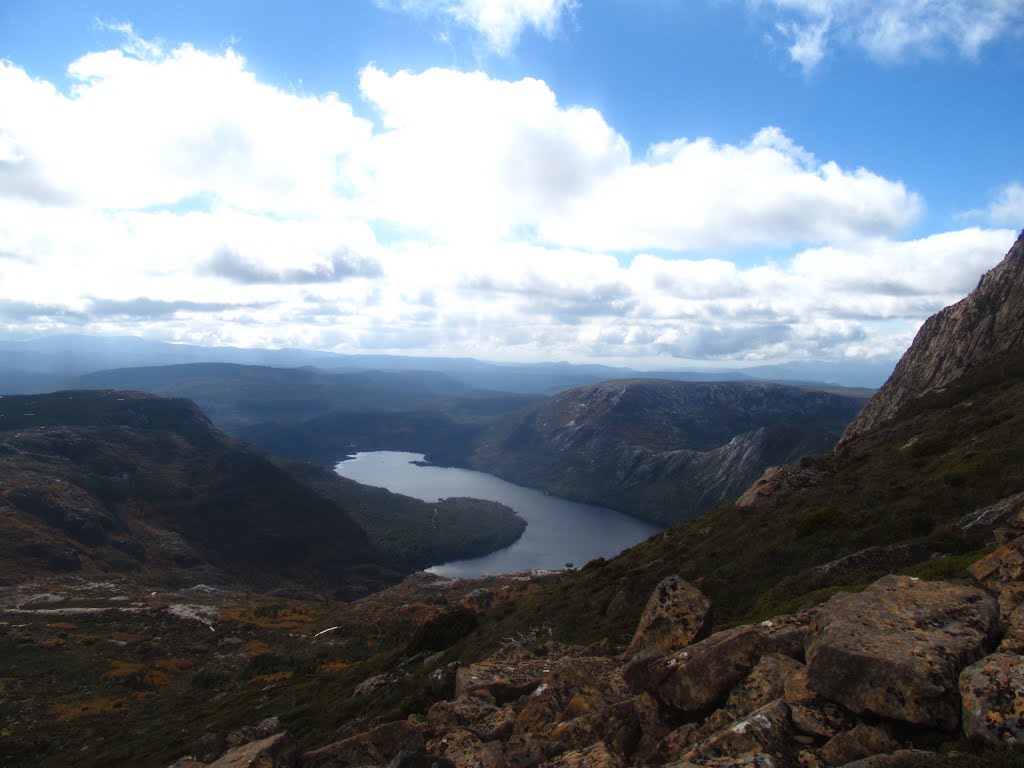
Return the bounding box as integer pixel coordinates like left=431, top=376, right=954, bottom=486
left=0, top=0, right=1022, bottom=369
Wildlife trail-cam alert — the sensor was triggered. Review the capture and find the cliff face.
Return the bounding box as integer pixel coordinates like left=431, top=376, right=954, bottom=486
left=471, top=379, right=865, bottom=525
left=842, top=230, right=1024, bottom=442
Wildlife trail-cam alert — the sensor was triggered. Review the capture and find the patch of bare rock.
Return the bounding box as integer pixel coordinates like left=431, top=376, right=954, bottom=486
left=170, top=567, right=1024, bottom=767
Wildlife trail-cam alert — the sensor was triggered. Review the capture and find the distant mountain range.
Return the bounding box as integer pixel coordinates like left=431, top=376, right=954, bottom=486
left=0, top=333, right=895, bottom=395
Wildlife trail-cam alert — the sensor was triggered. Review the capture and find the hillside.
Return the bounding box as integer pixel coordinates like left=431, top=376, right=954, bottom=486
left=0, top=391, right=526, bottom=596
left=469, top=379, right=866, bottom=525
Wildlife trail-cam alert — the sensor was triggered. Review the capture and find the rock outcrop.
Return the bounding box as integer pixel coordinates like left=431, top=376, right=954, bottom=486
left=842, top=229, right=1024, bottom=442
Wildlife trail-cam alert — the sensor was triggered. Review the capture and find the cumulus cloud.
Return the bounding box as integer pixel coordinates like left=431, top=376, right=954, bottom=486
left=378, top=0, right=577, bottom=54
left=0, top=30, right=1015, bottom=366
left=357, top=69, right=919, bottom=248
left=756, top=0, right=1024, bottom=71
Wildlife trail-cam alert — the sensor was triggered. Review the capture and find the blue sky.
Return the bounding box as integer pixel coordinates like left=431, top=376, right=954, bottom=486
left=0, top=1, right=1021, bottom=367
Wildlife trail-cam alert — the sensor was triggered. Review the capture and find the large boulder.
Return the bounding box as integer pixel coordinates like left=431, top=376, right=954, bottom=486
left=804, top=575, right=998, bottom=731
left=959, top=651, right=1024, bottom=746
left=626, top=625, right=765, bottom=716
left=626, top=576, right=712, bottom=656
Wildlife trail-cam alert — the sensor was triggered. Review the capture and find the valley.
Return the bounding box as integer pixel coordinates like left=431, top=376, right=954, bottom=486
left=1, top=232, right=1023, bottom=766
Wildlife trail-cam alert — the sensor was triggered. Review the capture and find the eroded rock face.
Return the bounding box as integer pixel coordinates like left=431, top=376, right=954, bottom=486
left=960, top=651, right=1024, bottom=746
left=626, top=575, right=712, bottom=657
left=804, top=575, right=998, bottom=730
left=841, top=230, right=1024, bottom=442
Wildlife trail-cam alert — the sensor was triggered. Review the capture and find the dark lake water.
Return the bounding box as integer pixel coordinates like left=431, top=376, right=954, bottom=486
left=334, top=451, right=662, bottom=578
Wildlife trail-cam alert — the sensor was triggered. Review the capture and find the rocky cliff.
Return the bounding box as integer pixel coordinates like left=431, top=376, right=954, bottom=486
left=471, top=380, right=865, bottom=525
left=842, top=229, right=1024, bottom=442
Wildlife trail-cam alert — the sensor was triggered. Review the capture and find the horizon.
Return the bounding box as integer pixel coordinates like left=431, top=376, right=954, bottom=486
left=1, top=1, right=1021, bottom=368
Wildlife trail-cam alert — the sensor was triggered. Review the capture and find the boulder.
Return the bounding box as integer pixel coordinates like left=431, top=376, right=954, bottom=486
left=969, top=533, right=1024, bottom=616
left=387, top=752, right=456, bottom=768
left=630, top=625, right=766, bottom=716
left=681, top=699, right=799, bottom=768
left=514, top=656, right=628, bottom=738
left=817, top=725, right=898, bottom=767
left=425, top=728, right=503, bottom=768
left=804, top=575, right=998, bottom=730
left=783, top=667, right=853, bottom=739
left=999, top=604, right=1024, bottom=653
left=301, top=720, right=426, bottom=768
left=538, top=742, right=625, bottom=768
left=960, top=651, right=1024, bottom=746
left=666, top=756, right=778, bottom=768
left=207, top=732, right=295, bottom=768
left=698, top=654, right=803, bottom=741
left=455, top=655, right=554, bottom=704
left=549, top=700, right=640, bottom=757
left=626, top=576, right=712, bottom=656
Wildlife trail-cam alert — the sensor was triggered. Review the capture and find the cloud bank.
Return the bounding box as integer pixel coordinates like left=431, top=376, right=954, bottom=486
left=0, top=30, right=1014, bottom=366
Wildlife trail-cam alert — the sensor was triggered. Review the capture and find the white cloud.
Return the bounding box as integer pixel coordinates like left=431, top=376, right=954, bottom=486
left=0, top=32, right=1013, bottom=366
left=378, top=0, right=577, bottom=54
left=987, top=183, right=1024, bottom=225
left=758, top=0, right=1024, bottom=71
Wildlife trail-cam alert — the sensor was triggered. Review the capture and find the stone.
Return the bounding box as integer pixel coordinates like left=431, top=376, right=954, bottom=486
left=538, top=742, right=625, bottom=768
left=959, top=651, right=1024, bottom=746
left=634, top=625, right=766, bottom=717
left=724, top=654, right=804, bottom=717
left=817, top=725, right=898, bottom=767
left=301, top=719, right=426, bottom=768
left=681, top=699, right=799, bottom=768
left=454, top=656, right=553, bottom=704
left=999, top=604, right=1024, bottom=653
left=626, top=576, right=713, bottom=657
left=970, top=534, right=1024, bottom=616
left=783, top=668, right=853, bottom=739
left=425, top=728, right=502, bottom=768
left=207, top=732, right=295, bottom=768
left=514, top=657, right=627, bottom=738
left=549, top=700, right=640, bottom=757
left=804, top=575, right=998, bottom=730
left=387, top=752, right=456, bottom=768
left=426, top=697, right=498, bottom=733
left=667, top=757, right=779, bottom=768
left=834, top=751, right=938, bottom=768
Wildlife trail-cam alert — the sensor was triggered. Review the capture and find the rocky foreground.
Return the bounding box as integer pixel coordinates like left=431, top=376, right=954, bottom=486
left=173, top=494, right=1024, bottom=767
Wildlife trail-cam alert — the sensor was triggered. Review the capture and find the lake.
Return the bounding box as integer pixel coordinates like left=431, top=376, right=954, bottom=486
left=334, top=451, right=662, bottom=578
